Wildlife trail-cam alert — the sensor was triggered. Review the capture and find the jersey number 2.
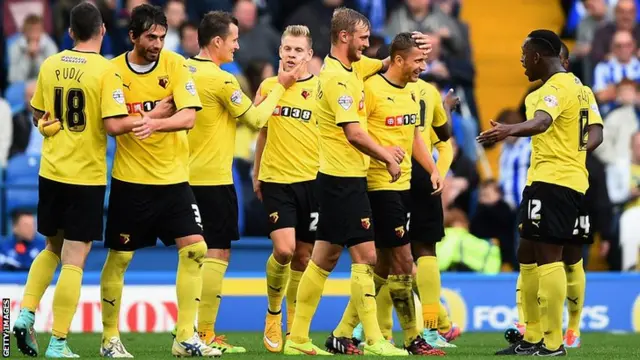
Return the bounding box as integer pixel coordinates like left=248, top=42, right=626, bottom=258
left=54, top=87, right=86, bottom=132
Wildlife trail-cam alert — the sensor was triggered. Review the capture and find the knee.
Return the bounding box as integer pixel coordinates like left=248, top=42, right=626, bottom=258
left=45, top=232, right=64, bottom=257
left=412, top=242, right=436, bottom=259
left=273, top=243, right=295, bottom=264
left=516, top=239, right=536, bottom=264
left=390, top=249, right=414, bottom=275
left=562, top=245, right=583, bottom=266
left=60, top=241, right=92, bottom=268
left=311, top=249, right=340, bottom=272
left=206, top=247, right=230, bottom=262
left=106, top=250, right=134, bottom=269
left=291, top=246, right=311, bottom=271
left=353, top=247, right=377, bottom=267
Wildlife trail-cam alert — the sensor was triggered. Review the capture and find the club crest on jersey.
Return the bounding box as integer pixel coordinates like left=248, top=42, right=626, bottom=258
left=395, top=226, right=405, bottom=238
left=301, top=89, right=311, bottom=99
left=361, top=218, right=371, bottom=230
left=338, top=95, right=353, bottom=110
left=158, top=76, right=169, bottom=89
left=269, top=212, right=279, bottom=224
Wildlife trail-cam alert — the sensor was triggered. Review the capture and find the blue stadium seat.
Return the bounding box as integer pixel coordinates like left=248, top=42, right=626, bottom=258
left=104, top=157, right=114, bottom=210
left=4, top=81, right=26, bottom=115
left=5, top=154, right=40, bottom=213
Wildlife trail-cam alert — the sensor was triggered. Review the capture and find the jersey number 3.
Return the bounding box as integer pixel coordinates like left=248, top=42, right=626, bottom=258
left=54, top=87, right=86, bottom=132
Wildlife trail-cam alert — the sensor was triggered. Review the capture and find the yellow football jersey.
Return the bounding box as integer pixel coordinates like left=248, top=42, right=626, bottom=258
left=524, top=72, right=591, bottom=194
left=584, top=85, right=603, bottom=127
left=416, top=80, right=447, bottom=149
left=185, top=57, right=254, bottom=186
left=30, top=49, right=128, bottom=185
left=316, top=55, right=383, bottom=177
left=365, top=74, right=420, bottom=191
left=258, top=75, right=319, bottom=184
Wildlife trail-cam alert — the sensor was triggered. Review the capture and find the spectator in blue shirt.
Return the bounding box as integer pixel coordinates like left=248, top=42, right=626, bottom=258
left=0, top=211, right=45, bottom=271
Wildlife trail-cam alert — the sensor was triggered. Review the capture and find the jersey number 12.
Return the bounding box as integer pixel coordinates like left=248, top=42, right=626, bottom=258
left=54, top=87, right=87, bottom=132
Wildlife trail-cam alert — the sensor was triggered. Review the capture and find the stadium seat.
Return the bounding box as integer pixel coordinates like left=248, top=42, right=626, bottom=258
left=5, top=154, right=40, bottom=213
left=4, top=81, right=26, bottom=115
left=4, top=33, right=19, bottom=68
left=619, top=207, right=640, bottom=271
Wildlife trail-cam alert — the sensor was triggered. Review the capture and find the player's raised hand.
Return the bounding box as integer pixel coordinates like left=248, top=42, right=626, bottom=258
left=412, top=31, right=433, bottom=56
left=476, top=120, right=512, bottom=145
left=430, top=172, right=445, bottom=195
left=385, top=145, right=405, bottom=164
left=37, top=111, right=62, bottom=137
left=387, top=161, right=402, bottom=183
left=132, top=109, right=156, bottom=140
left=277, top=59, right=307, bottom=89
left=149, top=95, right=176, bottom=118
left=443, top=88, right=460, bottom=110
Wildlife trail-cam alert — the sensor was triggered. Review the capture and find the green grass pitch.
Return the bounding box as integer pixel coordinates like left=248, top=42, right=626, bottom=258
left=9, top=332, right=640, bottom=359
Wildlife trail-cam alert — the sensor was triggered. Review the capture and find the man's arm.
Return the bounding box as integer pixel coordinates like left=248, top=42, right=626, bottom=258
left=343, top=122, right=395, bottom=164
left=587, top=124, right=603, bottom=152
left=412, top=128, right=438, bottom=175
left=133, top=108, right=197, bottom=139
left=433, top=138, right=453, bottom=177
left=253, top=127, right=267, bottom=182
left=477, top=111, right=552, bottom=145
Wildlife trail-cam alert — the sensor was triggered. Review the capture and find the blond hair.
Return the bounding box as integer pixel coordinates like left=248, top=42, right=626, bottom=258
left=282, top=25, right=313, bottom=48
left=330, top=7, right=370, bottom=45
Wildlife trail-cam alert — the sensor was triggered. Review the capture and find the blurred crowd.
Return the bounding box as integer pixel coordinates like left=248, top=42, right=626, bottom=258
left=1, top=0, right=639, bottom=273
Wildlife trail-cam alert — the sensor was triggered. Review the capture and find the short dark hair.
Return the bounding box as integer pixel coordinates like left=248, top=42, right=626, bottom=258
left=198, top=11, right=238, bottom=48
left=179, top=20, right=198, bottom=41
left=11, top=210, right=33, bottom=225
left=560, top=41, right=570, bottom=59
left=527, top=29, right=562, bottom=57
left=330, top=7, right=371, bottom=44
left=129, top=4, right=167, bottom=39
left=70, top=2, right=103, bottom=42
left=390, top=32, right=419, bottom=59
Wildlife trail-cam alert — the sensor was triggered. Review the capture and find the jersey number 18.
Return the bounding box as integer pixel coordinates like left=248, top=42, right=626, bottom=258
left=54, top=87, right=87, bottom=132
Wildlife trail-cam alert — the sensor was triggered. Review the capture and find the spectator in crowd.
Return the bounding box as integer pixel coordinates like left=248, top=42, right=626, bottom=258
left=53, top=0, right=116, bottom=45
left=164, top=0, right=187, bottom=52
left=177, top=21, right=199, bottom=58
left=470, top=180, right=517, bottom=269
left=0, top=211, right=45, bottom=271
left=8, top=14, right=58, bottom=84
left=9, top=81, right=37, bottom=159
left=285, top=0, right=347, bottom=60
left=496, top=109, right=530, bottom=210
left=0, top=98, right=12, bottom=167
left=606, top=131, right=640, bottom=208
left=112, top=0, right=150, bottom=55
left=593, top=30, right=640, bottom=108
left=591, top=0, right=640, bottom=64
left=595, top=79, right=640, bottom=164
left=386, top=0, right=469, bottom=58
left=446, top=136, right=479, bottom=215
left=233, top=0, right=280, bottom=69
left=573, top=0, right=611, bottom=83
left=186, top=0, right=233, bottom=22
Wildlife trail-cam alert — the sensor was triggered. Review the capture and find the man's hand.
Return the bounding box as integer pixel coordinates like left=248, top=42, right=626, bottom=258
left=412, top=31, right=433, bottom=57
left=149, top=95, right=176, bottom=118
left=443, top=88, right=460, bottom=110
left=385, top=145, right=405, bottom=164
left=253, top=177, right=263, bottom=202
left=430, top=173, right=444, bottom=195
left=277, top=59, right=308, bottom=89
left=476, top=120, right=512, bottom=145
left=386, top=161, right=401, bottom=183
left=132, top=110, right=156, bottom=140
left=37, top=111, right=62, bottom=137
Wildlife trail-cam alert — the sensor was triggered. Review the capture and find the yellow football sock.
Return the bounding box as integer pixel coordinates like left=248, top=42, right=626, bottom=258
left=100, top=250, right=133, bottom=342
left=520, top=263, right=542, bottom=344
left=438, top=302, right=451, bottom=333
left=351, top=264, right=383, bottom=345
left=266, top=254, right=290, bottom=314
left=388, top=275, right=420, bottom=345
left=566, top=259, right=585, bottom=336
left=416, top=256, right=440, bottom=330
left=516, top=273, right=524, bottom=324
left=51, top=265, right=83, bottom=338
left=286, top=269, right=303, bottom=334
left=197, top=257, right=228, bottom=338
left=176, top=242, right=206, bottom=342
left=538, top=262, right=566, bottom=350
left=21, top=249, right=59, bottom=312
left=289, top=261, right=329, bottom=344
left=376, top=281, right=394, bottom=339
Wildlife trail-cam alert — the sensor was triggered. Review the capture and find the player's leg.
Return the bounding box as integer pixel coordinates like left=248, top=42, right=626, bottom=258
left=188, top=185, right=239, bottom=355
left=286, top=240, right=313, bottom=335
left=504, top=273, right=526, bottom=344
left=13, top=177, right=64, bottom=356
left=563, top=244, right=585, bottom=348
left=46, top=183, right=106, bottom=358
left=374, top=251, right=393, bottom=340
left=260, top=182, right=298, bottom=352
left=284, top=240, right=340, bottom=356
